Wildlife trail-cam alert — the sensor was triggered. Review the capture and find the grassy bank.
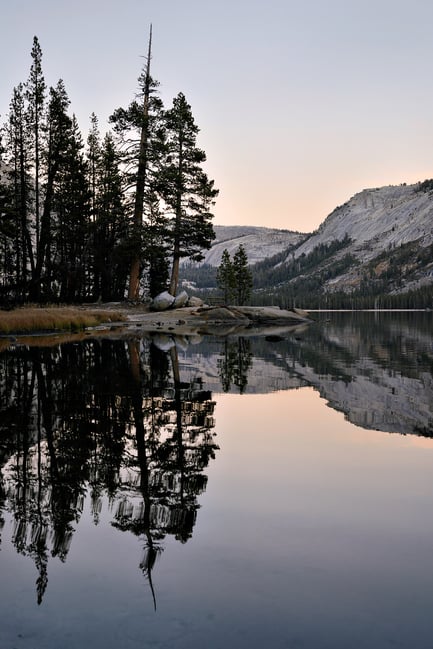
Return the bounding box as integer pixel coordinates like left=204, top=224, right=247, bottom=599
left=0, top=306, right=125, bottom=335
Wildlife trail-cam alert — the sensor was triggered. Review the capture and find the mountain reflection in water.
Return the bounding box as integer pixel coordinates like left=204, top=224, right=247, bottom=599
left=0, top=311, right=432, bottom=646
left=199, top=311, right=433, bottom=435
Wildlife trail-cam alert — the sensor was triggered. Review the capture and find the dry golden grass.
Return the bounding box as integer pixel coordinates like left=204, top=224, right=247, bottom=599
left=0, top=307, right=125, bottom=335
left=0, top=338, right=12, bottom=352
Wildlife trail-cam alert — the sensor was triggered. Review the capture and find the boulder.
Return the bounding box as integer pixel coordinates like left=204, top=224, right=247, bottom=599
left=186, top=295, right=204, bottom=308
left=150, top=291, right=175, bottom=311
left=173, top=290, right=189, bottom=308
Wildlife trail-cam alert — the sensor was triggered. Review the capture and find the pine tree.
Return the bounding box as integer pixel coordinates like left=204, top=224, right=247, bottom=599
left=5, top=83, right=34, bottom=298
left=216, top=248, right=235, bottom=303
left=52, top=115, right=91, bottom=301
left=0, top=132, right=17, bottom=301
left=25, top=36, right=46, bottom=250
left=32, top=79, right=73, bottom=300
left=92, top=132, right=129, bottom=300
left=87, top=112, right=101, bottom=221
left=233, top=244, right=252, bottom=306
left=109, top=26, right=165, bottom=301
left=161, top=92, right=218, bottom=296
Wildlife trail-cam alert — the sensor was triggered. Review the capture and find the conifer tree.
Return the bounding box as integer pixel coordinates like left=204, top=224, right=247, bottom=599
left=32, top=79, right=72, bottom=300
left=92, top=132, right=129, bottom=300
left=109, top=26, right=165, bottom=301
left=0, top=133, right=17, bottom=300
left=233, top=244, right=252, bottom=305
left=161, top=92, right=218, bottom=297
left=5, top=83, right=34, bottom=296
left=216, top=248, right=235, bottom=303
left=25, top=36, right=46, bottom=249
left=87, top=112, right=101, bottom=221
left=52, top=115, right=91, bottom=301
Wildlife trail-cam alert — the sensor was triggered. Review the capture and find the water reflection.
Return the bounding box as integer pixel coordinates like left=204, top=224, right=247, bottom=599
left=178, top=312, right=433, bottom=436
left=0, top=312, right=433, bottom=611
left=0, top=339, right=217, bottom=605
left=217, top=338, right=253, bottom=393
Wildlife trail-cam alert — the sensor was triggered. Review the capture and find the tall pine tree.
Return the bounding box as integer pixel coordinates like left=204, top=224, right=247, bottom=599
left=52, top=115, right=91, bottom=301
left=25, top=36, right=46, bottom=250
left=109, top=26, right=165, bottom=301
left=5, top=83, right=34, bottom=297
left=92, top=132, right=129, bottom=300
left=161, top=92, right=218, bottom=297
left=32, top=79, right=72, bottom=300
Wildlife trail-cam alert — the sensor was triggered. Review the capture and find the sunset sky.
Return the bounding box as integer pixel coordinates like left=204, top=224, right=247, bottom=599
left=2, top=0, right=433, bottom=233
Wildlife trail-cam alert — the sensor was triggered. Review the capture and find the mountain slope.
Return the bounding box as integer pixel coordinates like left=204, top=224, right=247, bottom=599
left=248, top=181, right=433, bottom=306
left=202, top=225, right=306, bottom=266
left=184, top=181, right=433, bottom=307
left=295, top=183, right=433, bottom=259
left=287, top=182, right=433, bottom=297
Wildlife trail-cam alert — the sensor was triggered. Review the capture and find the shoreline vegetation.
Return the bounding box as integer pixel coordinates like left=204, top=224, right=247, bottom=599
left=0, top=306, right=126, bottom=335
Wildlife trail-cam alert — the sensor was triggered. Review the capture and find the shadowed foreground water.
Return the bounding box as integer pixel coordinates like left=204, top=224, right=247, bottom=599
left=0, top=312, right=432, bottom=648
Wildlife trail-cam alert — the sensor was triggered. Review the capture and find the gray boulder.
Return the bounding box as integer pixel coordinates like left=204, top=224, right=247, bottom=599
left=173, top=290, right=189, bottom=308
left=150, top=291, right=175, bottom=311
left=186, top=295, right=204, bottom=307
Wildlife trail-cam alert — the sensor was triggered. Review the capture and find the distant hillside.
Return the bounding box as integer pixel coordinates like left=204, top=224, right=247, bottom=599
left=182, top=182, right=433, bottom=308
left=282, top=182, right=433, bottom=302
left=202, top=225, right=306, bottom=266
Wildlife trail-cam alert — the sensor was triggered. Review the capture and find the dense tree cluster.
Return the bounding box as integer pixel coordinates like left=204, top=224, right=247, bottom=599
left=0, top=35, right=217, bottom=305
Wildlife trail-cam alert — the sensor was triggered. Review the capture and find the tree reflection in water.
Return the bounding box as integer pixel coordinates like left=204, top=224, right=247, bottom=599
left=217, top=337, right=253, bottom=393
left=0, top=338, right=218, bottom=606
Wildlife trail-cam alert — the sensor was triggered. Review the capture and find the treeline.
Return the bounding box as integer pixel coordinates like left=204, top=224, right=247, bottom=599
left=181, top=262, right=217, bottom=288
left=0, top=35, right=217, bottom=306
left=251, top=280, right=433, bottom=310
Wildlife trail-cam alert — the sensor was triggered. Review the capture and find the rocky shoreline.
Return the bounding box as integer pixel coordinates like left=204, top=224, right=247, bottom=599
left=103, top=304, right=312, bottom=337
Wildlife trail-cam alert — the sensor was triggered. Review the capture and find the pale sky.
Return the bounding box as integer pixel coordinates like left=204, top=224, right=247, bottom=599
left=2, top=0, right=433, bottom=233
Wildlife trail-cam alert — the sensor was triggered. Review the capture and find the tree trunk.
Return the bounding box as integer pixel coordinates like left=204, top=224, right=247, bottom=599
left=169, top=250, right=180, bottom=297
left=128, top=26, right=152, bottom=301
left=168, top=135, right=183, bottom=297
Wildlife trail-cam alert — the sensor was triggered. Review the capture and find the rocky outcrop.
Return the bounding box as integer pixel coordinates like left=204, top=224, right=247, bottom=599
left=186, top=296, right=204, bottom=307
left=122, top=304, right=312, bottom=337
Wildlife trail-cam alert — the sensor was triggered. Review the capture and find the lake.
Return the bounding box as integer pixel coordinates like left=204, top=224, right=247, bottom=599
left=0, top=311, right=433, bottom=649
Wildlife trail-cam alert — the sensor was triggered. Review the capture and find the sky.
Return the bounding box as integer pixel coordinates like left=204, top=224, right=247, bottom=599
left=2, top=0, right=433, bottom=233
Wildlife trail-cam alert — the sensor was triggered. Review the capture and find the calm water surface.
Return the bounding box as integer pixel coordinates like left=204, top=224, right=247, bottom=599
left=1, top=312, right=433, bottom=648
